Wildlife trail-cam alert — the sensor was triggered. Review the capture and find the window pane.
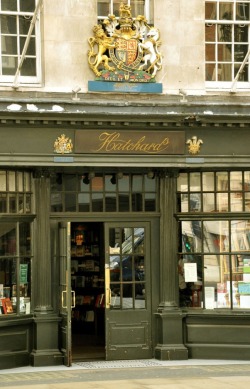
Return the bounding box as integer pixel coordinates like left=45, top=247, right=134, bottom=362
left=177, top=173, right=188, bottom=192
left=20, top=222, right=31, bottom=255
left=9, top=171, right=16, bottom=191
left=145, top=193, right=156, bottom=211
left=105, top=175, right=116, bottom=192
left=0, top=171, right=6, bottom=191
left=17, top=171, right=23, bottom=191
left=203, top=172, right=214, bottom=191
left=0, top=194, right=7, bottom=212
left=20, top=57, right=36, bottom=76
left=206, top=2, right=217, bottom=19
left=92, top=193, right=103, bottom=211
left=118, top=175, right=129, bottom=191
left=1, top=0, right=17, bottom=12
left=119, top=193, right=129, bottom=212
left=1, top=36, right=17, bottom=55
left=189, top=193, right=201, bottom=212
left=131, top=0, right=145, bottom=16
left=216, top=192, right=228, bottom=211
left=109, top=227, right=145, bottom=309
left=97, top=0, right=110, bottom=16
left=65, top=193, right=76, bottom=212
left=190, top=173, right=201, bottom=192
left=78, top=193, right=90, bottom=212
left=2, top=56, right=17, bottom=75
left=9, top=194, right=17, bottom=213
left=105, top=193, right=116, bottom=211
left=231, top=220, right=250, bottom=252
left=20, top=36, right=35, bottom=55
left=0, top=15, right=17, bottom=34
left=19, top=15, right=33, bottom=35
left=92, top=176, right=103, bottom=192
left=0, top=223, right=16, bottom=255
left=181, top=221, right=202, bottom=253
left=216, top=172, right=228, bottom=191
left=144, top=175, right=156, bottom=191
left=203, top=220, right=228, bottom=252
left=219, top=3, right=233, bottom=20
left=132, top=175, right=142, bottom=192
left=64, top=175, right=77, bottom=191
left=178, top=254, right=202, bottom=308
left=20, top=0, right=36, bottom=12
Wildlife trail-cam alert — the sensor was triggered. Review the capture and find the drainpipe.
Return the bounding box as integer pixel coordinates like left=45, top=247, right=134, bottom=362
left=12, top=0, right=43, bottom=89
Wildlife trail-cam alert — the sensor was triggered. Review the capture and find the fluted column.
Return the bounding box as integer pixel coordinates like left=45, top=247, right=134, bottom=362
left=31, top=170, right=63, bottom=367
left=154, top=171, right=188, bottom=361
left=33, top=171, right=53, bottom=313
left=158, top=173, right=179, bottom=309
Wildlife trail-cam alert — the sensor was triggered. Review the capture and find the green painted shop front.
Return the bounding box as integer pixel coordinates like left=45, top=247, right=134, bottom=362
left=1, top=98, right=250, bottom=369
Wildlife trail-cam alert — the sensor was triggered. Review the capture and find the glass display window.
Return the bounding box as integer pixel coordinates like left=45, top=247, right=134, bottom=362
left=177, top=170, right=250, bottom=310
left=0, top=222, right=32, bottom=315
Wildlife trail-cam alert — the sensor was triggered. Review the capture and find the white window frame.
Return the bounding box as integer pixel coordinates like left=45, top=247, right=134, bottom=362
left=205, top=0, right=250, bottom=91
left=0, top=0, right=41, bottom=86
left=97, top=0, right=152, bottom=23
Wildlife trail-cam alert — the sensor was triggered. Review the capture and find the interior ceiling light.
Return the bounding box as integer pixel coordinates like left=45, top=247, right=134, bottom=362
left=147, top=170, right=155, bottom=179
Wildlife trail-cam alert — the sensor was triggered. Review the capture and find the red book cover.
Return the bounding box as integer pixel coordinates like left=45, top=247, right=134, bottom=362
left=1, top=298, right=13, bottom=314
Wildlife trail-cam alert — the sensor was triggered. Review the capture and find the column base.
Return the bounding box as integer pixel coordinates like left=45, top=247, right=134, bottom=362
left=31, top=313, right=63, bottom=367
left=155, top=344, right=188, bottom=360
left=30, top=350, right=64, bottom=367
left=154, top=310, right=188, bottom=361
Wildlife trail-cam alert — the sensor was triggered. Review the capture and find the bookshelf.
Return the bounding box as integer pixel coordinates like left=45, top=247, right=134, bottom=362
left=70, top=223, right=104, bottom=335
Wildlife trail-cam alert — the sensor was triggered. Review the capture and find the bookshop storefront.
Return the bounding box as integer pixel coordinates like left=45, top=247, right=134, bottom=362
left=1, top=100, right=250, bottom=369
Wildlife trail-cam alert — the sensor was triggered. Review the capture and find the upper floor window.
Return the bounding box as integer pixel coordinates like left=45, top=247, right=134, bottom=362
left=205, top=0, right=250, bottom=89
left=0, top=0, right=41, bottom=86
left=97, top=0, right=153, bottom=24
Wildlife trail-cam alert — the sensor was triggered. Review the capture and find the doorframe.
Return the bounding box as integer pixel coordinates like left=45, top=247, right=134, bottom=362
left=51, top=214, right=160, bottom=363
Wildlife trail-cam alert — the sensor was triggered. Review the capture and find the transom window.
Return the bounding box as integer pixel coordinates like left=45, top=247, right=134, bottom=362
left=50, top=173, right=158, bottom=213
left=177, top=170, right=250, bottom=311
left=0, top=170, right=32, bottom=214
left=0, top=0, right=41, bottom=86
left=205, top=0, right=250, bottom=89
left=97, top=0, right=153, bottom=23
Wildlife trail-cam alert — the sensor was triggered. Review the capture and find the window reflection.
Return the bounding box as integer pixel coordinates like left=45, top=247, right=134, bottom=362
left=109, top=227, right=145, bottom=309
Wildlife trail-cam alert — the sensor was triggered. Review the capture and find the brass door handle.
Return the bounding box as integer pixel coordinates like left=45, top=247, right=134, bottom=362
left=62, top=290, right=75, bottom=308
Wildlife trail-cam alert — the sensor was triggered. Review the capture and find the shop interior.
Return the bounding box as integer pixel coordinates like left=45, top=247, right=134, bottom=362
left=70, top=222, right=105, bottom=361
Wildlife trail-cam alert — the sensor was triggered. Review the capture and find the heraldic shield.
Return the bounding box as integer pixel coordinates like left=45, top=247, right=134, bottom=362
left=88, top=2, right=162, bottom=83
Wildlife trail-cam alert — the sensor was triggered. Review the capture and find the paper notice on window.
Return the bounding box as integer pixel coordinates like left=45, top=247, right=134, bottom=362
left=184, top=263, right=197, bottom=282
left=205, top=287, right=215, bottom=310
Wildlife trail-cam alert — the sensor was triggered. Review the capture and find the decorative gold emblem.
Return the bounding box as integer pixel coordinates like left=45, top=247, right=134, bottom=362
left=186, top=136, right=203, bottom=155
left=54, top=134, right=73, bottom=154
left=88, top=2, right=162, bottom=82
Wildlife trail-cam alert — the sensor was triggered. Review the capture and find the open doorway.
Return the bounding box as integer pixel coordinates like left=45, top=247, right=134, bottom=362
left=70, top=222, right=105, bottom=361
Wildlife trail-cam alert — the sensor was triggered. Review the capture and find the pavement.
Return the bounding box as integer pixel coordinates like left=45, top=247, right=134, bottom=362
left=0, top=359, right=250, bottom=388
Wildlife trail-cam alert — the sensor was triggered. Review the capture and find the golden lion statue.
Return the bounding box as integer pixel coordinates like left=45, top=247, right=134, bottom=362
left=88, top=25, right=117, bottom=77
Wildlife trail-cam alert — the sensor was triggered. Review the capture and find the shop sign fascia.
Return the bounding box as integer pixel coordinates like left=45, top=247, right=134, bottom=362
left=74, top=130, right=185, bottom=155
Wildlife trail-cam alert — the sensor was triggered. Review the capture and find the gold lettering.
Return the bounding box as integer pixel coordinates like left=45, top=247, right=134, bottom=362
left=94, top=132, right=170, bottom=154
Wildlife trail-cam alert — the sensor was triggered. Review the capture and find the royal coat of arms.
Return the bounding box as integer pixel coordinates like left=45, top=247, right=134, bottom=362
left=88, top=2, right=162, bottom=83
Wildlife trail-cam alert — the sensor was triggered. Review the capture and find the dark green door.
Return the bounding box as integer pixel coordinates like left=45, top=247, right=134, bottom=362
left=59, top=222, right=74, bottom=366
left=105, top=222, right=152, bottom=360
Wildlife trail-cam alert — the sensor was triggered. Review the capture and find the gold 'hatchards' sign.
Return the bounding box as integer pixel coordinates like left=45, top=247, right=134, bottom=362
left=75, top=130, right=185, bottom=155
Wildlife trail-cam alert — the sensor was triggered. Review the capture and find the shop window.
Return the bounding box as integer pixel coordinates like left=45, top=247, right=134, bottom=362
left=205, top=0, right=250, bottom=89
left=109, top=227, right=145, bottom=309
left=50, top=173, right=158, bottom=213
left=97, top=0, right=153, bottom=23
left=0, top=222, right=32, bottom=315
left=0, top=0, right=41, bottom=86
left=177, top=170, right=250, bottom=310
